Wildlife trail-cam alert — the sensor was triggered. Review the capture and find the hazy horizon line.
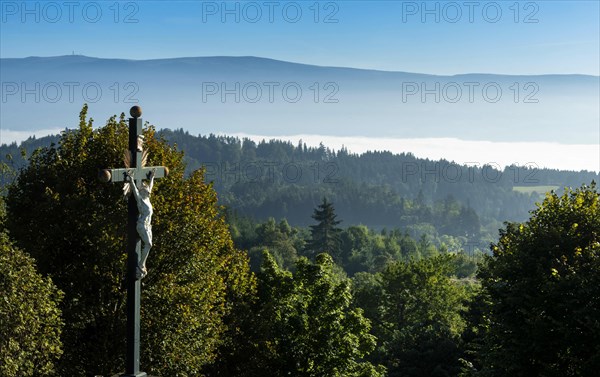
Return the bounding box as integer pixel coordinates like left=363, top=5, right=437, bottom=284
left=2, top=128, right=598, bottom=173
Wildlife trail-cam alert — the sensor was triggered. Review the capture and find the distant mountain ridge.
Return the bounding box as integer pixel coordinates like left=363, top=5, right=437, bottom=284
left=6, top=55, right=598, bottom=78
left=1, top=55, right=598, bottom=145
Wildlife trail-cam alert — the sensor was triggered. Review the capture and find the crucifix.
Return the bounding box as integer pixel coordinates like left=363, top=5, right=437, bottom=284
left=99, top=106, right=168, bottom=377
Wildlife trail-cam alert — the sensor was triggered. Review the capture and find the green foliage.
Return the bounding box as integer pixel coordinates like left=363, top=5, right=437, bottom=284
left=5, top=110, right=597, bottom=377
left=474, top=183, right=600, bottom=376
left=252, top=218, right=301, bottom=271
left=0, top=134, right=60, bottom=188
left=5, top=105, right=254, bottom=376
left=341, top=226, right=419, bottom=274
left=0, top=223, right=63, bottom=376
left=156, top=129, right=597, bottom=233
left=231, top=215, right=483, bottom=278
left=211, top=251, right=385, bottom=377
left=353, top=255, right=470, bottom=377
left=5, top=129, right=599, bottom=246
left=453, top=251, right=484, bottom=279
left=351, top=272, right=385, bottom=332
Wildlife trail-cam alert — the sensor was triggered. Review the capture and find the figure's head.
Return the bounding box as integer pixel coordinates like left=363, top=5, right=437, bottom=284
left=140, top=183, right=150, bottom=197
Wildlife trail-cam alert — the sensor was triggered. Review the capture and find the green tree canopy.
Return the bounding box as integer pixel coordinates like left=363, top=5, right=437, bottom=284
left=5, top=105, right=254, bottom=376
left=251, top=217, right=299, bottom=271
left=353, top=255, right=469, bottom=377
left=213, top=250, right=385, bottom=377
left=474, top=182, right=600, bottom=376
left=0, top=198, right=63, bottom=377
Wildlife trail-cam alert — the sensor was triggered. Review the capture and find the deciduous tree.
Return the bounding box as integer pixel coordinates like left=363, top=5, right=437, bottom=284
left=6, top=105, right=254, bottom=376
left=354, top=255, right=469, bottom=377
left=474, top=183, right=600, bottom=376
left=211, top=251, right=385, bottom=377
left=0, top=199, right=63, bottom=377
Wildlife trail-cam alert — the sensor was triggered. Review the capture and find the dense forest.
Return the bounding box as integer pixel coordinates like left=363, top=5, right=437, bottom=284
left=1, top=108, right=599, bottom=376
left=2, top=126, right=598, bottom=255
left=159, top=129, right=598, bottom=232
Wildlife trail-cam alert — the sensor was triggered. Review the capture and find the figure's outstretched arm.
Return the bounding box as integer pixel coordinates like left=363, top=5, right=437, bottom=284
left=126, top=171, right=140, bottom=199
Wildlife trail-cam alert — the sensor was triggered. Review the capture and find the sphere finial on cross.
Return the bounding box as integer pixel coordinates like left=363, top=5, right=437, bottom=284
left=130, top=106, right=142, bottom=118
left=98, top=169, right=112, bottom=183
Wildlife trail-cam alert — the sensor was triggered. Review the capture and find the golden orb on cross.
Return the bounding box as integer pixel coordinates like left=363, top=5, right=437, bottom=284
left=98, top=169, right=112, bottom=183
left=130, top=106, right=142, bottom=118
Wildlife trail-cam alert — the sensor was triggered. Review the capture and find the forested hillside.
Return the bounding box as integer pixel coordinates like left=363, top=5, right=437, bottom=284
left=148, top=129, right=600, bottom=250
left=2, top=128, right=598, bottom=251
left=2, top=109, right=599, bottom=376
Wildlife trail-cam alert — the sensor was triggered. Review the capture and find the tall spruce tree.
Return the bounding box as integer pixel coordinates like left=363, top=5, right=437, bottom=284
left=306, top=198, right=342, bottom=261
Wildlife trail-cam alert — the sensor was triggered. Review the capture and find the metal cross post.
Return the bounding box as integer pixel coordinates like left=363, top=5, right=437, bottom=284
left=100, top=106, right=168, bottom=377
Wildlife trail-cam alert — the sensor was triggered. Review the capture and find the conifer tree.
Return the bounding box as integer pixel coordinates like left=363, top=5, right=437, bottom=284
left=306, top=198, right=343, bottom=261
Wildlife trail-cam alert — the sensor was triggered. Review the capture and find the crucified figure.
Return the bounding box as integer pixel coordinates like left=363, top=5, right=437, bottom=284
left=126, top=168, right=155, bottom=279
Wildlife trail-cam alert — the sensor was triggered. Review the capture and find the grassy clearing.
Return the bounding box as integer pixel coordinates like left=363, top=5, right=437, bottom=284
left=513, top=185, right=560, bottom=194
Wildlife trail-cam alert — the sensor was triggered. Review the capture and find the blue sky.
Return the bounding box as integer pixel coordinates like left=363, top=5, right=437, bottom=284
left=1, top=0, right=599, bottom=75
